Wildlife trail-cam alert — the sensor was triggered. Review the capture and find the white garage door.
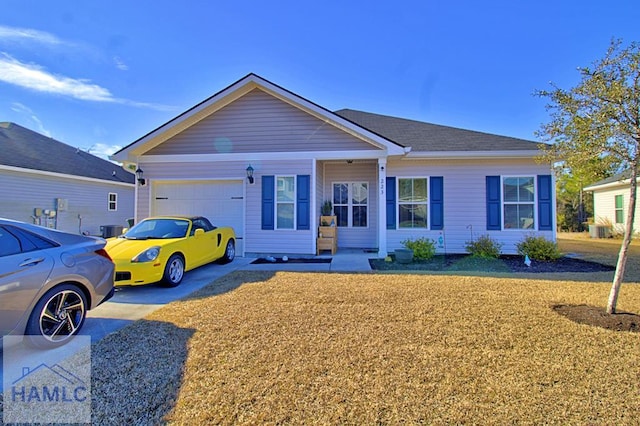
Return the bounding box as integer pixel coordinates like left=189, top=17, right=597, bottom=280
left=152, top=180, right=244, bottom=255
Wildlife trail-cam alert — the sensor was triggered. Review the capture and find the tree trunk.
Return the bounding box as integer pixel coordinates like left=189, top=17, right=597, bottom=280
left=607, top=167, right=638, bottom=314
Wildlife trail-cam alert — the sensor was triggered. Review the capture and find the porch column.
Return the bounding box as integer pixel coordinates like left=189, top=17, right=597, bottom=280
left=377, top=158, right=387, bottom=258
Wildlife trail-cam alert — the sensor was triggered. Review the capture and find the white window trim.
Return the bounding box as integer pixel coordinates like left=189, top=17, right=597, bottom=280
left=396, top=176, right=429, bottom=231
left=332, top=181, right=370, bottom=229
left=108, top=192, right=118, bottom=212
left=275, top=175, right=296, bottom=230
left=501, top=175, right=536, bottom=230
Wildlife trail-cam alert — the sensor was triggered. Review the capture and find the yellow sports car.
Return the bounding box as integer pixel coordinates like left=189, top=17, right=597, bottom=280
left=105, top=216, right=235, bottom=287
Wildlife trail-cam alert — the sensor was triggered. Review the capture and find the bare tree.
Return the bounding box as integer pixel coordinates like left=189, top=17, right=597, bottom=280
left=536, top=39, right=640, bottom=314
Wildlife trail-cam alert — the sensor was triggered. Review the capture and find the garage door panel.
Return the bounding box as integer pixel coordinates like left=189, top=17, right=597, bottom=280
left=153, top=181, right=244, bottom=254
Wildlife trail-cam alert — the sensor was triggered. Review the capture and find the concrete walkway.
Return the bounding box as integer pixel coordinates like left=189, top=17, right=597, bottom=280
left=240, top=249, right=374, bottom=272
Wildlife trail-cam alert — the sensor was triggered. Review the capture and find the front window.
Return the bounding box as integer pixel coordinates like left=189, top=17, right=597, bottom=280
left=398, top=178, right=428, bottom=229
left=276, top=176, right=295, bottom=229
left=503, top=177, right=535, bottom=229
left=333, top=182, right=368, bottom=227
left=615, top=195, right=624, bottom=224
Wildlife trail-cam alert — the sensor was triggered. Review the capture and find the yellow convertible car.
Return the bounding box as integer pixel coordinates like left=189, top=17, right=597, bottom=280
left=105, top=216, right=235, bottom=287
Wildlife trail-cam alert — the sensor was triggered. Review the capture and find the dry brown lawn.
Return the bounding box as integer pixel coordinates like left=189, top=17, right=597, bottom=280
left=90, top=267, right=640, bottom=424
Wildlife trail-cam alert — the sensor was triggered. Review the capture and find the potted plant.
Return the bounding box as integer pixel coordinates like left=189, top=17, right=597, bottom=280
left=321, top=200, right=333, bottom=216
left=394, top=248, right=414, bottom=264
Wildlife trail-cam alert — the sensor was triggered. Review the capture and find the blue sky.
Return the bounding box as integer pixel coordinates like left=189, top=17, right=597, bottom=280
left=2, top=1, right=639, bottom=160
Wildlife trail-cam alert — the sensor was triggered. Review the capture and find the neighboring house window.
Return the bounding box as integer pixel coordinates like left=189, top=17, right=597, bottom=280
left=503, top=177, right=534, bottom=229
left=276, top=176, right=295, bottom=229
left=615, top=195, right=624, bottom=224
left=332, top=182, right=368, bottom=227
left=108, top=193, right=117, bottom=211
left=398, top=178, right=428, bottom=229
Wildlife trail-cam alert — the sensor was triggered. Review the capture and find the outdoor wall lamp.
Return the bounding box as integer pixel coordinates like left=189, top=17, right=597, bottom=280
left=136, top=167, right=146, bottom=186
left=246, top=165, right=254, bottom=184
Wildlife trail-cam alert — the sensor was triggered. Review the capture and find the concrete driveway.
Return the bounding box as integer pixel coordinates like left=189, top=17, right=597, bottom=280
left=1, top=257, right=253, bottom=392
left=83, top=256, right=254, bottom=342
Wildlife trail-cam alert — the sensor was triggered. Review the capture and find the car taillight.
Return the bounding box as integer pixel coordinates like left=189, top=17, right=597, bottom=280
left=96, top=248, right=113, bottom=261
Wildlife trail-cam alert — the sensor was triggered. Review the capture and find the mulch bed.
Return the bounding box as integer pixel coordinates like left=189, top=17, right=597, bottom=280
left=554, top=304, right=640, bottom=333
left=370, top=254, right=615, bottom=273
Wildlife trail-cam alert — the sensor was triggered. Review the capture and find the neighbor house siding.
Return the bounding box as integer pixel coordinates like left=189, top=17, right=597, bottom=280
left=0, top=169, right=134, bottom=236
left=322, top=161, right=378, bottom=248
left=592, top=186, right=640, bottom=234
left=146, top=89, right=379, bottom=155
left=385, top=158, right=553, bottom=255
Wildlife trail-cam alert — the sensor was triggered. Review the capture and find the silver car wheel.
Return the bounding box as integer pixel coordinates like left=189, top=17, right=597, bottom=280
left=39, top=289, right=85, bottom=342
left=30, top=286, right=87, bottom=346
left=162, top=254, right=185, bottom=287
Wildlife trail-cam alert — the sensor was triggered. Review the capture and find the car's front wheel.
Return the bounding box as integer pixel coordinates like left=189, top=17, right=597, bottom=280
left=162, top=254, right=185, bottom=287
left=25, top=284, right=88, bottom=348
left=218, top=239, right=235, bottom=264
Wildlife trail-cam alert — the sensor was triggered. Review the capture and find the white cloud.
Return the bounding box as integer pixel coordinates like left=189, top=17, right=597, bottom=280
left=85, top=143, right=123, bottom=161
left=0, top=53, right=115, bottom=101
left=0, top=25, right=175, bottom=111
left=0, top=25, right=68, bottom=46
left=113, top=56, right=129, bottom=71
left=10, top=102, right=52, bottom=137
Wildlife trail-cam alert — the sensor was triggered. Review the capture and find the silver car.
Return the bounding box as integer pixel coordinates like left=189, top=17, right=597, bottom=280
left=0, top=218, right=115, bottom=348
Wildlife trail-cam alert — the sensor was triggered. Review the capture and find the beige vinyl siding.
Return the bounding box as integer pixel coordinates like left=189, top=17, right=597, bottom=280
left=146, top=89, right=378, bottom=155
left=138, top=159, right=315, bottom=255
left=247, top=160, right=315, bottom=255
left=386, top=158, right=554, bottom=255
left=0, top=169, right=134, bottom=236
left=593, top=186, right=640, bottom=234
left=322, top=161, right=378, bottom=249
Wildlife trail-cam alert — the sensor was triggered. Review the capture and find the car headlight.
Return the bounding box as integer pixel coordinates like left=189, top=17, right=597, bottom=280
left=132, top=246, right=161, bottom=263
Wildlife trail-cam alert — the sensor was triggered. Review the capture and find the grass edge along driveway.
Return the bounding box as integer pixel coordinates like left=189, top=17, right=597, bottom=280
left=89, top=271, right=640, bottom=425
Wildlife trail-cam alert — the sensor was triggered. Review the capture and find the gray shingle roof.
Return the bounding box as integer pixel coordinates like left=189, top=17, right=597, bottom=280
left=0, top=122, right=134, bottom=184
left=584, top=170, right=637, bottom=190
left=334, top=109, right=544, bottom=152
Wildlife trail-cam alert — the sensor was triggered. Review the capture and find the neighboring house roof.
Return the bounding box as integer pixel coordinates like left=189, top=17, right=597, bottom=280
left=334, top=109, right=544, bottom=153
left=584, top=170, right=639, bottom=191
left=0, top=122, right=134, bottom=184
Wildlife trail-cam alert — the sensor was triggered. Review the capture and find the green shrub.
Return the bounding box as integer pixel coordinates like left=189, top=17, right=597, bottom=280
left=401, top=237, right=436, bottom=260
left=516, top=235, right=562, bottom=261
left=465, top=235, right=503, bottom=259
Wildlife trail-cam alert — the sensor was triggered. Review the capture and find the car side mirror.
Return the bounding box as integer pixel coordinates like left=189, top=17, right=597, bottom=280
left=194, top=228, right=205, bottom=237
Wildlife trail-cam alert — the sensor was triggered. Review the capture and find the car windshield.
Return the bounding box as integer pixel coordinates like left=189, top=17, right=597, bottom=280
left=123, top=219, right=189, bottom=239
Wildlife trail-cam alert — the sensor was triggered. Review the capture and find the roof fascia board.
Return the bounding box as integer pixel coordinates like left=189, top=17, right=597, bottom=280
left=402, top=150, right=542, bottom=160
left=140, top=150, right=389, bottom=163
left=0, top=165, right=135, bottom=187
left=584, top=177, right=640, bottom=191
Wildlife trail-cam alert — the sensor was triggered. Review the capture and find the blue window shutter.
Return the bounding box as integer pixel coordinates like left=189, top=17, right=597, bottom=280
left=486, top=176, right=501, bottom=230
left=296, top=175, right=310, bottom=230
left=386, top=177, right=396, bottom=229
left=262, top=175, right=274, bottom=230
left=537, top=174, right=553, bottom=231
left=430, top=176, right=444, bottom=230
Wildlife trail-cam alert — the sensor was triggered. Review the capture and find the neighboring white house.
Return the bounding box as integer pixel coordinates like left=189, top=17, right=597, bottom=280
left=584, top=171, right=640, bottom=236
left=0, top=122, right=135, bottom=236
left=111, top=73, right=555, bottom=257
